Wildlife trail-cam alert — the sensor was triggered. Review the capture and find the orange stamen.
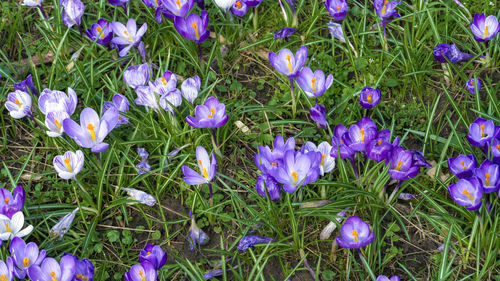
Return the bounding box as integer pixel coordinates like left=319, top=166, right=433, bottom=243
left=14, top=99, right=23, bottom=108
left=291, top=171, right=298, bottom=183
left=192, top=22, right=199, bottom=39
left=352, top=229, right=359, bottom=242
left=286, top=55, right=293, bottom=73
left=311, top=78, right=317, bottom=92
left=123, top=30, right=133, bottom=42
left=64, top=158, right=72, bottom=173
left=3, top=198, right=8, bottom=205
left=485, top=173, right=491, bottom=186
left=236, top=1, right=241, bottom=9
left=87, top=124, right=96, bottom=142
left=208, top=108, right=215, bottom=118
left=382, top=0, right=389, bottom=15
left=360, top=128, right=365, bottom=143
left=23, top=257, right=30, bottom=268
left=394, top=160, right=403, bottom=171
left=367, top=94, right=372, bottom=103
left=462, top=190, right=474, bottom=201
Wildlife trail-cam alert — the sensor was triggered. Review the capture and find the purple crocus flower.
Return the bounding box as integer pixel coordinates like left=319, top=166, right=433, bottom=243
left=204, top=269, right=224, bottom=280
left=137, top=147, right=149, bottom=160
left=181, top=75, right=201, bottom=104
left=433, top=44, right=476, bottom=64
left=60, top=0, right=85, bottom=29
left=108, top=0, right=130, bottom=12
left=162, top=0, right=195, bottom=18
left=53, top=150, right=85, bottom=180
left=174, top=10, right=210, bottom=43
left=327, top=21, right=345, bottom=42
left=254, top=135, right=295, bottom=175
left=5, top=90, right=32, bottom=119
left=237, top=235, right=277, bottom=251
left=10, top=237, right=46, bottom=279
left=50, top=208, right=79, bottom=240
left=448, top=177, right=483, bottom=211
left=38, top=88, right=78, bottom=116
left=255, top=174, right=281, bottom=200
left=111, top=18, right=148, bottom=57
left=336, top=216, right=375, bottom=249
left=344, top=117, right=378, bottom=152
left=14, top=74, right=38, bottom=96
left=309, top=104, right=328, bottom=129
left=232, top=0, right=248, bottom=17
left=268, top=46, right=307, bottom=79
left=159, top=89, right=182, bottom=115
left=330, top=124, right=355, bottom=159
left=23, top=0, right=43, bottom=7
left=185, top=96, right=228, bottom=128
left=374, top=0, right=401, bottom=20
left=411, top=150, right=432, bottom=168
left=273, top=27, right=297, bottom=41
left=136, top=160, right=151, bottom=175
left=104, top=94, right=130, bottom=127
left=0, top=258, right=14, bottom=281
left=244, top=0, right=263, bottom=7
left=188, top=217, right=209, bottom=251
left=85, top=18, right=113, bottom=45
left=63, top=107, right=119, bottom=153
left=487, top=138, right=500, bottom=164
left=182, top=146, right=217, bottom=185
left=121, top=187, right=156, bottom=206
left=388, top=146, right=419, bottom=180
left=359, top=87, right=381, bottom=109
left=27, top=255, right=76, bottom=281
left=123, top=63, right=151, bottom=89
left=366, top=137, right=393, bottom=162
left=142, top=0, right=167, bottom=23
left=447, top=154, right=476, bottom=179
left=397, top=192, right=421, bottom=200
left=474, top=159, right=499, bottom=193
left=466, top=78, right=481, bottom=95
left=376, top=276, right=400, bottom=281
left=325, top=0, right=348, bottom=21
left=139, top=244, right=167, bottom=270
left=466, top=117, right=495, bottom=147
left=124, top=261, right=157, bottom=281
left=134, top=86, right=161, bottom=111
left=45, top=111, right=70, bottom=137
left=296, top=67, right=333, bottom=98
left=0, top=186, right=25, bottom=219
left=64, top=253, right=94, bottom=281
left=470, top=14, right=500, bottom=42
left=273, top=150, right=321, bottom=193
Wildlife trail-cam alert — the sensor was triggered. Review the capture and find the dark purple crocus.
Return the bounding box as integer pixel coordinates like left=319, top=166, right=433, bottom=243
left=10, top=237, right=46, bottom=279
left=104, top=93, right=130, bottom=127
left=244, top=0, right=263, bottom=7
left=466, top=78, right=481, bottom=95
left=0, top=186, right=25, bottom=219
left=232, top=0, right=248, bottom=17
left=433, top=44, right=475, bottom=64
left=309, top=104, right=328, bottom=129
left=325, top=0, right=348, bottom=21
left=162, top=0, right=195, bottom=18
left=388, top=146, right=419, bottom=180
left=470, top=14, right=500, bottom=42
left=14, top=74, right=38, bottom=96
left=336, top=216, right=375, bottom=249
left=359, top=87, right=381, bottom=109
left=123, top=63, right=151, bottom=89
left=27, top=255, right=76, bottom=281
left=467, top=117, right=495, bottom=147
left=273, top=150, right=321, bottom=193
left=448, top=154, right=476, bottom=179
left=142, top=0, right=167, bottom=23
left=411, top=150, right=432, bottom=168
left=237, top=235, right=277, bottom=251
left=487, top=138, right=500, bottom=164
left=268, top=46, right=307, bottom=79
left=62, top=253, right=94, bottom=281
left=448, top=177, right=483, bottom=211
left=60, top=0, right=85, bottom=29
left=296, top=67, right=333, bottom=98
left=85, top=18, right=113, bottom=45
left=185, top=96, right=228, bottom=128
left=344, top=117, right=378, bottom=152
left=255, top=174, right=281, bottom=200
left=174, top=10, right=210, bottom=43
left=124, top=261, right=157, bottom=281
left=376, top=276, right=400, bottom=281
left=273, top=27, right=297, bottom=41
left=139, top=244, right=167, bottom=270
left=366, top=137, right=393, bottom=162
left=204, top=269, right=224, bottom=280
left=330, top=124, right=355, bottom=159
left=474, top=159, right=499, bottom=193
left=0, top=258, right=14, bottom=281
left=108, top=0, right=130, bottom=12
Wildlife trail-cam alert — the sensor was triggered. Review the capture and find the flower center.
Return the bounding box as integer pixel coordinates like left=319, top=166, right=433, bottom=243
left=23, top=257, right=30, bottom=268
left=271, top=162, right=278, bottom=167
left=336, top=4, right=340, bottom=11
left=147, top=251, right=151, bottom=255
left=320, top=154, right=326, bottom=166
left=3, top=198, right=8, bottom=205
left=64, top=158, right=73, bottom=173
left=352, top=229, right=359, bottom=242
left=0, top=275, right=6, bottom=281
left=123, top=30, right=133, bottom=42
left=311, top=78, right=317, bottom=92
left=14, top=99, right=23, bottom=108
left=496, top=144, right=500, bottom=150
left=192, top=22, right=199, bottom=40
left=54, top=119, right=62, bottom=130
left=470, top=80, right=474, bottom=86
left=96, top=26, right=105, bottom=39
left=480, top=124, right=485, bottom=138
left=394, top=160, right=403, bottom=171
left=286, top=55, right=293, bottom=73
left=198, top=160, right=209, bottom=179
left=377, top=140, right=383, bottom=145
left=462, top=190, right=474, bottom=201
left=50, top=271, right=57, bottom=281
left=161, top=77, right=167, bottom=85
left=382, top=0, right=389, bottom=15
left=207, top=108, right=215, bottom=118
left=460, top=160, right=466, bottom=170
left=485, top=173, right=491, bottom=186
left=291, top=171, right=298, bottom=183
left=76, top=274, right=88, bottom=281
left=359, top=128, right=365, bottom=143
left=483, top=26, right=489, bottom=39
left=87, top=124, right=96, bottom=142
left=5, top=223, right=11, bottom=233
left=236, top=1, right=241, bottom=8
left=367, top=94, right=372, bottom=103
left=138, top=270, right=146, bottom=281
left=176, top=0, right=181, bottom=8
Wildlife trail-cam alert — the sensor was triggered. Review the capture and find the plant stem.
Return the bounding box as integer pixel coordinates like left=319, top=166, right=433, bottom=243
left=211, top=128, right=222, bottom=157
left=290, top=79, right=296, bottom=118
left=349, top=157, right=358, bottom=179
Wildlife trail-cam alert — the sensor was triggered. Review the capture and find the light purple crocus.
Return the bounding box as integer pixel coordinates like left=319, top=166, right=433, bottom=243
left=45, top=111, right=70, bottom=137
left=188, top=217, right=209, bottom=251
left=182, top=146, right=216, bottom=185
left=466, top=78, right=481, bottom=95
left=359, top=87, right=381, bottom=109
left=0, top=186, right=25, bottom=219
left=327, top=21, right=345, bottom=42
left=474, top=159, right=499, bottom=193
left=344, top=117, right=378, bottom=152
left=0, top=258, right=14, bottom=281
left=255, top=174, right=281, bottom=200
left=53, top=150, right=85, bottom=180
left=111, top=18, right=148, bottom=57
left=104, top=94, right=130, bottom=127
left=5, top=90, right=32, bottom=119
left=448, top=177, right=483, bottom=211
left=137, top=147, right=149, bottom=160
left=121, top=187, right=156, bottom=206
left=63, top=253, right=94, bottom=281
left=63, top=107, right=119, bottom=153
left=162, top=0, right=195, bottom=18
left=159, top=89, right=182, bottom=115
left=27, top=255, right=76, bottom=281
left=10, top=237, right=47, bottom=279
left=268, top=46, right=307, bottom=79
left=174, top=10, right=210, bottom=43
left=181, top=75, right=201, bottom=104
left=38, top=88, right=77, bottom=116
left=86, top=18, right=113, bottom=45
left=149, top=71, right=177, bottom=96
left=447, top=154, right=476, bottom=179
left=433, top=44, right=475, bottom=64
left=325, top=0, right=348, bottom=21
left=50, top=208, right=79, bottom=240
left=376, top=276, right=400, bottom=281
left=139, top=244, right=167, bottom=270
left=232, top=0, right=248, bottom=17
left=254, top=135, right=295, bottom=175
left=186, top=96, right=228, bottom=128
left=470, top=14, right=500, bottom=42
left=273, top=150, right=321, bottom=193
left=23, top=0, right=43, bottom=7
left=124, top=261, right=157, bottom=281
left=296, top=67, right=333, bottom=98
left=60, top=0, right=85, bottom=29
left=237, top=235, right=277, bottom=251
left=14, top=74, right=38, bottom=96
left=336, top=216, right=375, bottom=249
left=136, top=159, right=151, bottom=175
left=466, top=117, right=495, bottom=147
left=388, top=146, right=419, bottom=180
left=310, top=104, right=328, bottom=129
left=123, top=63, right=151, bottom=89
left=134, top=86, right=161, bottom=111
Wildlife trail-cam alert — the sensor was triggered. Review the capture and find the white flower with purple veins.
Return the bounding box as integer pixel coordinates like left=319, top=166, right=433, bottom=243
left=134, top=86, right=161, bottom=111
left=111, top=18, right=148, bottom=57
left=104, top=94, right=130, bottom=127
left=22, top=0, right=42, bottom=6
left=60, top=0, right=85, bottom=28
left=160, top=89, right=182, bottom=115
left=149, top=71, right=177, bottom=96
left=303, top=141, right=335, bottom=176
left=121, top=187, right=156, bottom=206
left=38, top=88, right=77, bottom=115
left=45, top=111, right=70, bottom=137
left=5, top=90, right=32, bottom=119
left=327, top=21, right=345, bottom=43
left=0, top=211, right=33, bottom=241
left=181, top=75, right=201, bottom=104
left=50, top=208, right=79, bottom=240
left=213, top=0, right=237, bottom=11
left=53, top=150, right=84, bottom=180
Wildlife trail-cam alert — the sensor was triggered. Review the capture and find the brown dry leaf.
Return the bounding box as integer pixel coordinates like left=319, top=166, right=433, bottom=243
left=209, top=32, right=227, bottom=44
left=426, top=160, right=449, bottom=182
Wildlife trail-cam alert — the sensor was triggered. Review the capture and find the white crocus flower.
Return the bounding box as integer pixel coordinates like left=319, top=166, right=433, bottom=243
left=0, top=212, right=33, bottom=241
left=213, top=0, right=237, bottom=11
left=303, top=141, right=336, bottom=176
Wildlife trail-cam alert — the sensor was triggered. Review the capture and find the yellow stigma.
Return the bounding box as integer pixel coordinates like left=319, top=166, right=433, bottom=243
left=367, top=94, right=372, bottom=103
left=360, top=128, right=365, bottom=143
left=192, top=22, right=199, bottom=39
left=460, top=160, right=466, bottom=170
left=208, top=107, right=215, bottom=118
left=5, top=223, right=11, bottom=233
left=147, top=251, right=151, bottom=255
left=176, top=0, right=181, bottom=8
left=469, top=80, right=474, bottom=86
left=138, top=270, right=146, bottom=281
left=3, top=198, right=8, bottom=205
left=377, top=140, right=383, bottom=145
left=271, top=162, right=278, bottom=167
left=236, top=1, right=241, bottom=8
left=14, top=99, right=23, bottom=108
left=480, top=124, right=486, bottom=138
left=462, top=190, right=474, bottom=201
left=483, top=26, right=489, bottom=39
left=485, top=173, right=491, bottom=186
left=291, top=171, right=298, bottom=183
left=496, top=144, right=500, bottom=150
left=336, top=4, right=340, bottom=11
left=64, top=158, right=73, bottom=173
left=198, top=160, right=209, bottom=179
left=50, top=271, right=57, bottom=281
left=352, top=229, right=359, bottom=242
left=0, top=275, right=7, bottom=281
left=123, top=30, right=133, bottom=42
left=382, top=0, right=389, bottom=15
left=87, top=123, right=96, bottom=142
left=320, top=154, right=326, bottom=166
left=286, top=55, right=293, bottom=73
left=23, top=257, right=30, bottom=268
left=54, top=119, right=61, bottom=130
left=311, top=78, right=317, bottom=92
left=394, top=160, right=403, bottom=171
left=161, top=77, right=167, bottom=85
left=96, top=26, right=105, bottom=39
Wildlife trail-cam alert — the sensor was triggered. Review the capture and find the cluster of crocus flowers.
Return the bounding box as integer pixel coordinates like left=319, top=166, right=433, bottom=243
left=336, top=216, right=374, bottom=249
left=27, top=253, right=94, bottom=281
left=0, top=186, right=31, bottom=242
left=124, top=244, right=166, bottom=280
left=111, top=18, right=148, bottom=57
